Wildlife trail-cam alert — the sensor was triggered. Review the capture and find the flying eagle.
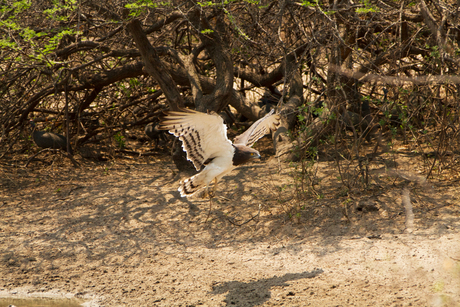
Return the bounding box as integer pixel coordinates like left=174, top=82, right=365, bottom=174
left=159, top=109, right=280, bottom=197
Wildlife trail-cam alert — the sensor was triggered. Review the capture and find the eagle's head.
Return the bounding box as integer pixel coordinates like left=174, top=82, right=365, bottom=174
left=232, top=144, right=261, bottom=166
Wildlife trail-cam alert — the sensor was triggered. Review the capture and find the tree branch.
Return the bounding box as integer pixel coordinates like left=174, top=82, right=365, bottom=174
left=127, top=19, right=185, bottom=111
left=187, top=8, right=233, bottom=112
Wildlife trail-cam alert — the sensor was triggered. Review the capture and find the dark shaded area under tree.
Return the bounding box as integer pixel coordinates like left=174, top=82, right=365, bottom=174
left=1, top=0, right=460, bottom=191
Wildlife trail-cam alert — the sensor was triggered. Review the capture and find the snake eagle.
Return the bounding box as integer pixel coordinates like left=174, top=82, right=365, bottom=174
left=159, top=109, right=280, bottom=197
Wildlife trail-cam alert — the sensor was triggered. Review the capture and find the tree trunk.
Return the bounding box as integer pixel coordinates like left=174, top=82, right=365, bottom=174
left=274, top=69, right=304, bottom=159
left=127, top=19, right=184, bottom=111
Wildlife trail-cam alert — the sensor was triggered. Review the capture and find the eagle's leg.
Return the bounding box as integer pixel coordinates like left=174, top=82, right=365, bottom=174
left=209, top=178, right=218, bottom=198
left=201, top=178, right=218, bottom=199
left=203, top=179, right=218, bottom=224
left=200, top=184, right=211, bottom=199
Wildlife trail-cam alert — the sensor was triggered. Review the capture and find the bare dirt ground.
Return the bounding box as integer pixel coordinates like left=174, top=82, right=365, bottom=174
left=1, top=140, right=460, bottom=306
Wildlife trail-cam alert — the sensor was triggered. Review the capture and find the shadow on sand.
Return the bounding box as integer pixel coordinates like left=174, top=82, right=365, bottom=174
left=211, top=269, right=324, bottom=307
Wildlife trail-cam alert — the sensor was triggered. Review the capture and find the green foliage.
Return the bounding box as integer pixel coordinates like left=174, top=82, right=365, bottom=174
left=114, top=132, right=126, bottom=149
left=118, top=81, right=133, bottom=97
left=301, top=1, right=317, bottom=7
left=0, top=18, right=22, bottom=32
left=45, top=29, right=79, bottom=54
left=297, top=105, right=308, bottom=122
left=0, top=0, right=81, bottom=66
left=43, top=0, right=78, bottom=21
left=125, top=1, right=171, bottom=17
left=313, top=105, right=324, bottom=119
left=200, top=29, right=214, bottom=35
left=223, top=8, right=250, bottom=41
left=0, top=39, right=18, bottom=50
left=0, top=0, right=31, bottom=16
left=297, top=103, right=324, bottom=124
left=129, top=78, right=140, bottom=87
left=198, top=0, right=260, bottom=7
left=428, top=45, right=440, bottom=59
left=197, top=1, right=218, bottom=7
left=356, top=0, right=378, bottom=14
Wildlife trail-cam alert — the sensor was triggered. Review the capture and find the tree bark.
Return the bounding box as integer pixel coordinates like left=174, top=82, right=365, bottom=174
left=127, top=19, right=184, bottom=111
left=274, top=69, right=304, bottom=159
left=187, top=8, right=234, bottom=112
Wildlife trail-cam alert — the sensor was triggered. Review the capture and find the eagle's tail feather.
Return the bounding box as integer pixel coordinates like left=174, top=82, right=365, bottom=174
left=178, top=173, right=207, bottom=197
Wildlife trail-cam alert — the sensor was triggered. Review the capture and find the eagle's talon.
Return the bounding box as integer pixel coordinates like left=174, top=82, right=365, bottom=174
left=198, top=190, right=209, bottom=199
left=200, top=187, right=215, bottom=199
left=208, top=190, right=215, bottom=199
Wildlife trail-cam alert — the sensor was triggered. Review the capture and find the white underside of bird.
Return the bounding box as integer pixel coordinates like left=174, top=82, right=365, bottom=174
left=159, top=108, right=279, bottom=197
left=179, top=156, right=236, bottom=197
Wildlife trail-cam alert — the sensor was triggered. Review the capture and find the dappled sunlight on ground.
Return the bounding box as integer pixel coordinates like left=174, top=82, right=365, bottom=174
left=1, top=146, right=459, bottom=306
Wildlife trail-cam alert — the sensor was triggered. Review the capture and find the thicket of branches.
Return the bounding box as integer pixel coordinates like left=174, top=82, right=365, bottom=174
left=1, top=0, right=460, bottom=188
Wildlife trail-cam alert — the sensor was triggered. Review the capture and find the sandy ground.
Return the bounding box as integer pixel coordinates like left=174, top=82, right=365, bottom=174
left=1, top=144, right=460, bottom=306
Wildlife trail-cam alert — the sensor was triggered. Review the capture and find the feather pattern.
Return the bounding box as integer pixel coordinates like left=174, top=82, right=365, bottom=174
left=159, top=109, right=233, bottom=171
left=179, top=173, right=202, bottom=196
left=159, top=108, right=280, bottom=197
left=178, top=156, right=234, bottom=197
left=233, top=109, right=280, bottom=147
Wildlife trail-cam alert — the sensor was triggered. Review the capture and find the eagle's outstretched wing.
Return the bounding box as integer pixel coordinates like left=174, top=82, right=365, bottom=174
left=160, top=108, right=280, bottom=198
left=159, top=109, right=233, bottom=171
left=233, top=109, right=281, bottom=147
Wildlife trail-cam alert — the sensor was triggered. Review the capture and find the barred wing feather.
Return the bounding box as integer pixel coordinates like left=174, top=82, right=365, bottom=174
left=159, top=109, right=233, bottom=170
left=233, top=109, right=280, bottom=147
